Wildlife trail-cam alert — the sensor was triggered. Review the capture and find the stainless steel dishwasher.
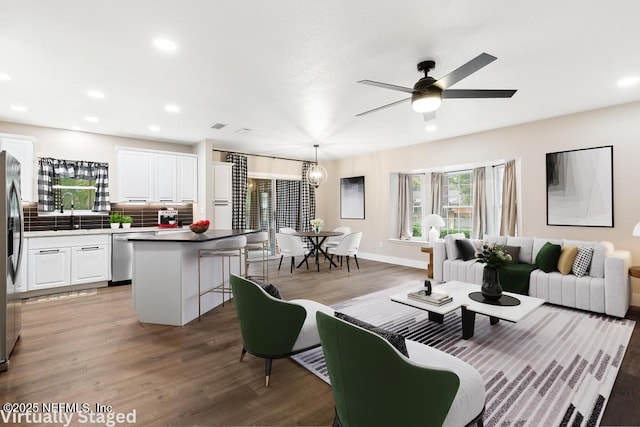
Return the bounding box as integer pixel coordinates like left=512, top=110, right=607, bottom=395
left=111, top=232, right=154, bottom=284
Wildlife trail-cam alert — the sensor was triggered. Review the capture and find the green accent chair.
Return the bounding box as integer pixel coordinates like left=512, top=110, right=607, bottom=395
left=230, top=274, right=334, bottom=387
left=316, top=311, right=486, bottom=427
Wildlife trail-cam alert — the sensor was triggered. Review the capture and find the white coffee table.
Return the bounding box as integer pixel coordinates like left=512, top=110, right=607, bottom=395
left=390, top=280, right=545, bottom=339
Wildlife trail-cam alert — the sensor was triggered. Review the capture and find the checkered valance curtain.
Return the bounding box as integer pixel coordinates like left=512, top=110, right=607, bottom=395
left=300, top=162, right=316, bottom=232
left=275, top=180, right=300, bottom=231
left=37, top=157, right=110, bottom=212
left=225, top=153, right=248, bottom=229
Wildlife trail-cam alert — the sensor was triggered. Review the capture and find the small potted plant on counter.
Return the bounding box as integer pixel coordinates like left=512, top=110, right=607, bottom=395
left=121, top=215, right=133, bottom=229
left=109, top=212, right=122, bottom=229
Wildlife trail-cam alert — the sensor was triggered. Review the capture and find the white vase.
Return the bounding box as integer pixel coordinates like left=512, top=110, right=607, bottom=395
left=122, top=223, right=132, bottom=229
left=110, top=223, right=120, bottom=229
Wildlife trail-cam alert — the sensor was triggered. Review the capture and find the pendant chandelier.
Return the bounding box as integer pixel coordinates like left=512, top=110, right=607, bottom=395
left=306, top=144, right=327, bottom=189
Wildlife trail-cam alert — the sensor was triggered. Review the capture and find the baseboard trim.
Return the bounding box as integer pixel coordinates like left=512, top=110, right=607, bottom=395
left=357, top=252, right=426, bottom=270
left=631, top=293, right=640, bottom=308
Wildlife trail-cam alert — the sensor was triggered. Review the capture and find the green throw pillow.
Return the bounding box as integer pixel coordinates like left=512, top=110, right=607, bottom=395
left=535, top=242, right=562, bottom=273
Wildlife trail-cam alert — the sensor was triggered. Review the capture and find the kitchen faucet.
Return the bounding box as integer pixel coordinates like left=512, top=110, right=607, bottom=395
left=61, top=192, right=74, bottom=214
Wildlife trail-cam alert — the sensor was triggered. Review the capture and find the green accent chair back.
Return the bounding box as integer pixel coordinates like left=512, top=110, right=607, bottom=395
left=231, top=274, right=326, bottom=387
left=317, top=311, right=470, bottom=427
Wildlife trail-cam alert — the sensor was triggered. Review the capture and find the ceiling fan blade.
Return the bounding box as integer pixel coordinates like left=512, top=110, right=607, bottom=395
left=433, top=53, right=497, bottom=90
left=442, top=89, right=517, bottom=99
left=357, top=80, right=414, bottom=94
left=423, top=111, right=436, bottom=122
left=355, top=97, right=411, bottom=117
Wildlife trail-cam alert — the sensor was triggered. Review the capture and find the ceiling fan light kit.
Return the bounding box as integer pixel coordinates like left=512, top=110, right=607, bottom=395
left=306, top=144, right=327, bottom=189
left=357, top=52, right=517, bottom=120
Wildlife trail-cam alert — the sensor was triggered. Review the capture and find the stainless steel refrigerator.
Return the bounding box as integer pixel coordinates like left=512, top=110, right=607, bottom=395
left=0, top=151, right=23, bottom=371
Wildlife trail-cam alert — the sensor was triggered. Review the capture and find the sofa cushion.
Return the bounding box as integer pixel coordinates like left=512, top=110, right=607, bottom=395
left=455, top=239, right=477, bottom=261
left=335, top=312, right=409, bottom=357
left=572, top=245, right=594, bottom=277
left=535, top=242, right=562, bottom=273
left=557, top=245, right=578, bottom=275
left=589, top=242, right=613, bottom=278
left=505, top=246, right=521, bottom=264
left=444, top=233, right=466, bottom=260
left=484, top=234, right=507, bottom=246
left=532, top=238, right=563, bottom=261
left=506, top=237, right=534, bottom=263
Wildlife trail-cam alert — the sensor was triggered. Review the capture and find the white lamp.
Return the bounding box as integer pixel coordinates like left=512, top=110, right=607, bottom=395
left=423, top=214, right=445, bottom=244
left=633, top=222, right=640, bottom=236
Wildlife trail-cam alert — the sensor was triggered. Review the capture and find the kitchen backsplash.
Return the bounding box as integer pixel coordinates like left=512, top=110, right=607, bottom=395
left=22, top=202, right=194, bottom=232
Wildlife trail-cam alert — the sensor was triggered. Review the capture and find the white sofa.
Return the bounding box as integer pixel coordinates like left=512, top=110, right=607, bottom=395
left=433, top=234, right=632, bottom=318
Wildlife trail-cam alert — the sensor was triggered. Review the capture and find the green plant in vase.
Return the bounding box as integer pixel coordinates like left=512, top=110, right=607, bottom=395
left=121, top=215, right=133, bottom=229
left=109, top=212, right=122, bottom=229
left=476, top=243, right=512, bottom=301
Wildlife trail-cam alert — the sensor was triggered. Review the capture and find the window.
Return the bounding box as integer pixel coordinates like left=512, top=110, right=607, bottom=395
left=54, top=177, right=97, bottom=212
left=411, top=174, right=425, bottom=238
left=441, top=170, right=473, bottom=238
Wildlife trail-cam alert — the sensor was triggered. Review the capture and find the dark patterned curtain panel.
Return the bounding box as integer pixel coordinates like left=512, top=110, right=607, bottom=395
left=225, top=153, right=248, bottom=229
left=37, top=157, right=110, bottom=212
left=300, top=162, right=316, bottom=232
left=275, top=180, right=300, bottom=231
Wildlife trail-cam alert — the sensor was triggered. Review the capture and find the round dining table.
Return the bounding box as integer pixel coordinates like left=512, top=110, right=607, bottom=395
left=293, top=230, right=343, bottom=272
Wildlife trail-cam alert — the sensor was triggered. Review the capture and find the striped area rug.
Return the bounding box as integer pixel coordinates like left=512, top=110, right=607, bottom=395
left=292, top=283, right=635, bottom=426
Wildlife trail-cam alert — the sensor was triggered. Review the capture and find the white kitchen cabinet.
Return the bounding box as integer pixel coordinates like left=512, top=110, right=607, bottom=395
left=213, top=204, right=232, bottom=229
left=71, top=244, right=109, bottom=284
left=213, top=162, right=233, bottom=203
left=155, top=154, right=177, bottom=202
left=118, top=150, right=154, bottom=202
left=27, top=234, right=110, bottom=291
left=0, top=134, right=35, bottom=202
left=28, top=247, right=71, bottom=290
left=117, top=148, right=198, bottom=202
left=177, top=155, right=198, bottom=202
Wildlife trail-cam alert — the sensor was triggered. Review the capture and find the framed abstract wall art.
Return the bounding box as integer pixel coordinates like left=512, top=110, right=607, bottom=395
left=546, top=145, right=613, bottom=227
left=340, top=176, right=365, bottom=219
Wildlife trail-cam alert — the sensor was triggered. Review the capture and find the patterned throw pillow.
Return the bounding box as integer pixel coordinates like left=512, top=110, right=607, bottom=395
left=335, top=312, right=409, bottom=357
left=572, top=245, right=594, bottom=277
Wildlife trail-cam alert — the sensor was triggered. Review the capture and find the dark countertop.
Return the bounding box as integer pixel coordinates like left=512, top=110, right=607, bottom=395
left=127, top=229, right=258, bottom=243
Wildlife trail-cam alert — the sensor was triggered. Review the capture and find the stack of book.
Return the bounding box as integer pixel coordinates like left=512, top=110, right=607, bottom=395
left=407, top=289, right=453, bottom=306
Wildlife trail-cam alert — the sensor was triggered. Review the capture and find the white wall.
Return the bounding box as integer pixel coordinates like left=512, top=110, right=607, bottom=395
left=317, top=101, right=640, bottom=303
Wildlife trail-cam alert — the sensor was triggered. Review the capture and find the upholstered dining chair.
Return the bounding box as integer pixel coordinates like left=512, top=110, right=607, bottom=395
left=316, top=311, right=486, bottom=427
left=327, top=231, right=362, bottom=273
left=230, top=274, right=334, bottom=387
left=275, top=232, right=309, bottom=274
left=323, top=226, right=352, bottom=251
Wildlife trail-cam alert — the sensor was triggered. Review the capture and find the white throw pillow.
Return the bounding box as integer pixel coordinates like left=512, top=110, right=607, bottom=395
left=444, top=233, right=466, bottom=260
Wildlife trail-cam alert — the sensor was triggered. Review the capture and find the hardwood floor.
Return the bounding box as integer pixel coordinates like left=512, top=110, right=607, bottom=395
left=0, top=259, right=638, bottom=426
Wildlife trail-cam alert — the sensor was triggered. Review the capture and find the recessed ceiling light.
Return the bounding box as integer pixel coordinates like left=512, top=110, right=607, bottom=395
left=165, top=104, right=180, bottom=113
left=85, top=116, right=99, bottom=123
left=10, top=105, right=27, bottom=112
left=425, top=124, right=437, bottom=132
left=0, top=73, right=11, bottom=81
left=617, top=76, right=639, bottom=88
left=149, top=125, right=160, bottom=132
left=87, top=89, right=105, bottom=99
left=153, top=38, right=177, bottom=52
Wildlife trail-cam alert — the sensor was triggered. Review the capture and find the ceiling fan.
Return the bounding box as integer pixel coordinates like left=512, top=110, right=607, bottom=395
left=356, top=52, right=517, bottom=121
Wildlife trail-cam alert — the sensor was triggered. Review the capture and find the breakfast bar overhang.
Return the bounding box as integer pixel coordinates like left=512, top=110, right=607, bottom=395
left=128, top=229, right=257, bottom=326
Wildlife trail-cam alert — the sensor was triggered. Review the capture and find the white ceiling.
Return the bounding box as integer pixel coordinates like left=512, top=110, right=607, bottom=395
left=1, top=0, right=640, bottom=162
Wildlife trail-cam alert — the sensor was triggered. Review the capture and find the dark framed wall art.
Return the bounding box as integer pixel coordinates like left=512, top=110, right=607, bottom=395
left=546, top=145, right=613, bottom=227
left=340, top=176, right=365, bottom=219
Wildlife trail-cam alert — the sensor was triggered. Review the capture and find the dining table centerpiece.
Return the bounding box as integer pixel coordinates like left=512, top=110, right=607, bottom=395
left=310, top=218, right=324, bottom=234
left=476, top=243, right=512, bottom=301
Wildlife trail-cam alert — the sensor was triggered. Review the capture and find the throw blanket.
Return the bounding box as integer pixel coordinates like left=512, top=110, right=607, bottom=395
left=498, top=263, right=538, bottom=295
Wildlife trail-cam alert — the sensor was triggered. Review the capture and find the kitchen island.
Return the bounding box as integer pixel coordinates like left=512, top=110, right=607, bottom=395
left=127, top=229, right=257, bottom=326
